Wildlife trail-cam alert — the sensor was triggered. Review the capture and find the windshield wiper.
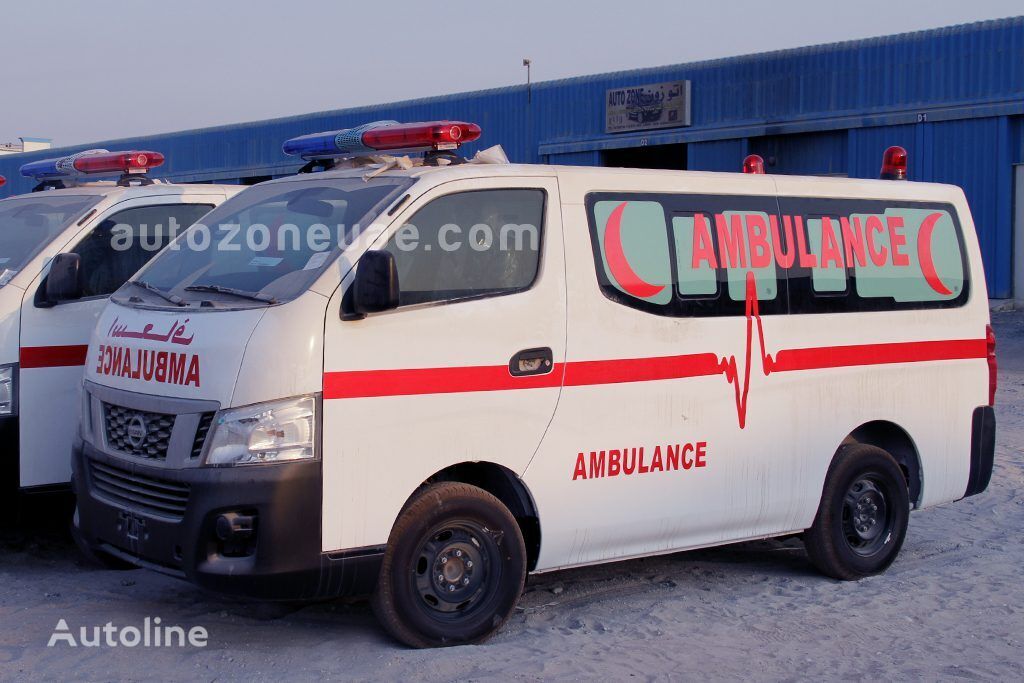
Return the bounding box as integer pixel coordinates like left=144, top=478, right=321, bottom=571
left=128, top=279, right=187, bottom=306
left=184, top=284, right=277, bottom=304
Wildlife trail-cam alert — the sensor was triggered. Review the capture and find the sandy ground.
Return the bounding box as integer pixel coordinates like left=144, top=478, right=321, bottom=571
left=2, top=313, right=1023, bottom=682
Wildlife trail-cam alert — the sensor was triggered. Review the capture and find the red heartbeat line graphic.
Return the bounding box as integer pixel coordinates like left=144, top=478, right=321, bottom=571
left=717, top=271, right=775, bottom=429
left=709, top=270, right=989, bottom=428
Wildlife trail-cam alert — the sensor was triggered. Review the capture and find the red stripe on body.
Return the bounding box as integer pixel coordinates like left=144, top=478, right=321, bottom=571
left=323, top=339, right=984, bottom=400
left=773, top=339, right=987, bottom=373
left=321, top=274, right=987, bottom=428
left=20, top=345, right=89, bottom=369
left=563, top=353, right=721, bottom=386
left=323, top=363, right=564, bottom=399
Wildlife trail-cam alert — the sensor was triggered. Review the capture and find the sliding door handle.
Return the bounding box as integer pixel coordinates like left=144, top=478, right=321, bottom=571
left=509, top=347, right=553, bottom=377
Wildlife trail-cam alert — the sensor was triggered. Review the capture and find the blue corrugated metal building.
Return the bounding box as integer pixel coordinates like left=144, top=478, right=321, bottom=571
left=2, top=17, right=1023, bottom=296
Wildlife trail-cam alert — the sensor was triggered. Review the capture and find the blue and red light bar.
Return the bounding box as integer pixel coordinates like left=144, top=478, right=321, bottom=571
left=283, top=120, right=482, bottom=159
left=20, top=149, right=165, bottom=181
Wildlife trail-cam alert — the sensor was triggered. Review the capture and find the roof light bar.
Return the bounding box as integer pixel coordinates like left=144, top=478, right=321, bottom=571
left=742, top=154, right=766, bottom=174
left=879, top=146, right=908, bottom=180
left=282, top=120, right=482, bottom=160
left=74, top=151, right=165, bottom=175
left=20, top=149, right=165, bottom=181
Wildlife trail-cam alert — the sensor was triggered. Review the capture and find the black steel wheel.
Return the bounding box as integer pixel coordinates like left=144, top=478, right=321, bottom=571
left=412, top=521, right=501, bottom=618
left=372, top=482, right=526, bottom=648
left=805, top=443, right=910, bottom=580
left=842, top=476, right=891, bottom=556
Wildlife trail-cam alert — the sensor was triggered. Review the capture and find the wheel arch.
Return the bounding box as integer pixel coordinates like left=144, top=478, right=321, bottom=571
left=411, top=461, right=542, bottom=571
left=842, top=420, right=923, bottom=507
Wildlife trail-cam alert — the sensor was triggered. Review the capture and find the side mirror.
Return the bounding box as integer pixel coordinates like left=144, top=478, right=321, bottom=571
left=342, top=250, right=400, bottom=320
left=44, top=253, right=83, bottom=304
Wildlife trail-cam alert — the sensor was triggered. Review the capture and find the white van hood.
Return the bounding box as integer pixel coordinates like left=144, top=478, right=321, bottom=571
left=87, top=302, right=267, bottom=407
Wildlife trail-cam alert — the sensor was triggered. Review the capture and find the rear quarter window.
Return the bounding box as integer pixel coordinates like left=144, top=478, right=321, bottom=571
left=780, top=198, right=970, bottom=313
left=849, top=207, right=965, bottom=303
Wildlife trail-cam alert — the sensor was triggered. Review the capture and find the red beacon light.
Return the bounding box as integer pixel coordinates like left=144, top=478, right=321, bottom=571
left=742, top=154, right=766, bottom=174
left=0, top=175, right=6, bottom=188
left=72, top=151, right=165, bottom=175
left=879, top=146, right=908, bottom=180
left=362, top=121, right=481, bottom=153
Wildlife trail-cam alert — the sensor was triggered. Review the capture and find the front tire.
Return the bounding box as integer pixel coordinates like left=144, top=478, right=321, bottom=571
left=804, top=444, right=910, bottom=580
left=372, top=482, right=527, bottom=648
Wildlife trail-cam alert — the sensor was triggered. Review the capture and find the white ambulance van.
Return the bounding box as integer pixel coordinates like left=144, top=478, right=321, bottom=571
left=0, top=150, right=240, bottom=510
left=72, top=122, right=996, bottom=648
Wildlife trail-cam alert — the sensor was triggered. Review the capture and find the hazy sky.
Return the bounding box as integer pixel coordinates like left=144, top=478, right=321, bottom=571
left=1, top=0, right=1020, bottom=147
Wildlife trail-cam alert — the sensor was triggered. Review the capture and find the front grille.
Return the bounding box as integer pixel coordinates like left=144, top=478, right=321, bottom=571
left=89, top=460, right=190, bottom=520
left=104, top=403, right=175, bottom=459
left=191, top=412, right=215, bottom=459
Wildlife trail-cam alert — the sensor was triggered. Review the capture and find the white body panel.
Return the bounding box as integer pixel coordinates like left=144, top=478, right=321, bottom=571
left=82, top=164, right=992, bottom=574
left=321, top=175, right=566, bottom=552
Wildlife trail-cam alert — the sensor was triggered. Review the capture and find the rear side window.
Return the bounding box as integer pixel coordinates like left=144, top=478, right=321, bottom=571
left=592, top=200, right=673, bottom=306
left=587, top=193, right=786, bottom=317
left=849, top=207, right=964, bottom=303
left=384, top=189, right=545, bottom=306
left=780, top=198, right=969, bottom=313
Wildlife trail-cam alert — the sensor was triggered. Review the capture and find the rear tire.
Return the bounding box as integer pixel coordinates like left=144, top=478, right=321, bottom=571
left=804, top=444, right=909, bottom=580
left=372, top=482, right=527, bottom=648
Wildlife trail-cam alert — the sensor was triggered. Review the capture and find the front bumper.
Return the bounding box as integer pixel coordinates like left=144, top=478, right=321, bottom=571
left=72, top=438, right=382, bottom=600
left=0, top=415, right=18, bottom=513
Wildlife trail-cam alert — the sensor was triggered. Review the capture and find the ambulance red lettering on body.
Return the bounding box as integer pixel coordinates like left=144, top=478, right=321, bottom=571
left=572, top=441, right=708, bottom=480
left=95, top=346, right=201, bottom=387
left=674, top=210, right=945, bottom=286
left=71, top=123, right=995, bottom=649
left=94, top=318, right=201, bottom=387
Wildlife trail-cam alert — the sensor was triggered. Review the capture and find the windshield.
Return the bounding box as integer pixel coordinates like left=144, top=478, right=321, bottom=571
left=119, top=176, right=411, bottom=307
left=0, top=194, right=99, bottom=285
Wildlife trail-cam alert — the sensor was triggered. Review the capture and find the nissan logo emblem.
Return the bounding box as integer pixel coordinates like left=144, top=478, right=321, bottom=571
left=126, top=415, right=149, bottom=450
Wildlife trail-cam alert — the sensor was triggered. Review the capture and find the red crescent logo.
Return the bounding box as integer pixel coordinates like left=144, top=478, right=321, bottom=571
left=604, top=201, right=666, bottom=299
left=917, top=212, right=953, bottom=296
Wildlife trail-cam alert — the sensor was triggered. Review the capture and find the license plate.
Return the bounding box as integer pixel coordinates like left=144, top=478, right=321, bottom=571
left=119, top=511, right=146, bottom=541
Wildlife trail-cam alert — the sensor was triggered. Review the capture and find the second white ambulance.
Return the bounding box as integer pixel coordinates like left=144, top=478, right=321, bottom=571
left=73, top=122, right=995, bottom=647
left=0, top=151, right=240, bottom=509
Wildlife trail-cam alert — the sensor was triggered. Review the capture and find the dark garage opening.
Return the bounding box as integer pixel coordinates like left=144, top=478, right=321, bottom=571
left=602, top=143, right=686, bottom=170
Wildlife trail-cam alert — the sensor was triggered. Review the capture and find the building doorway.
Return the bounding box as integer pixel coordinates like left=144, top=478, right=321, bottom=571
left=602, top=143, right=686, bottom=170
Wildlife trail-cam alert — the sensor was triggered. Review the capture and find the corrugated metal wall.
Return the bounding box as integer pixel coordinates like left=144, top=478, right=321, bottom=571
left=1, top=17, right=1022, bottom=294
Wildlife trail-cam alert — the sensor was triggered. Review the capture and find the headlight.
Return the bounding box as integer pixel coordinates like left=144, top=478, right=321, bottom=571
left=204, top=395, right=317, bottom=466
left=0, top=365, right=15, bottom=416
